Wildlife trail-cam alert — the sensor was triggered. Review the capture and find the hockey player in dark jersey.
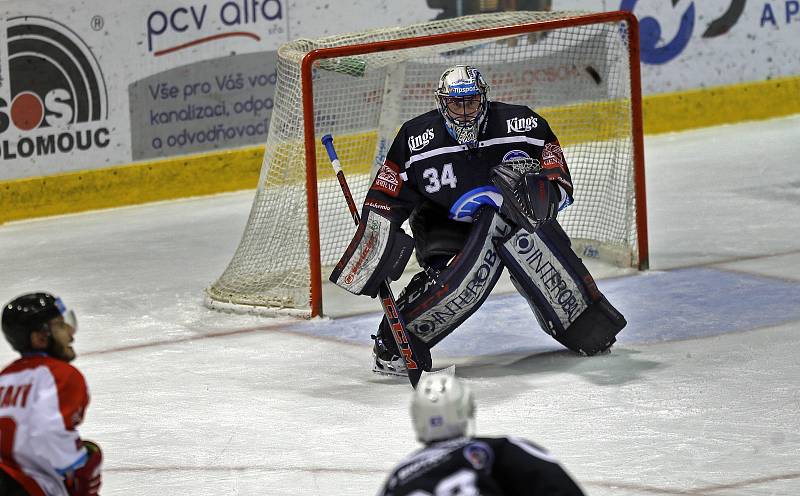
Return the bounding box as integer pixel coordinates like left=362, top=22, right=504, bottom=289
left=376, top=374, right=586, bottom=495
left=330, top=65, right=626, bottom=377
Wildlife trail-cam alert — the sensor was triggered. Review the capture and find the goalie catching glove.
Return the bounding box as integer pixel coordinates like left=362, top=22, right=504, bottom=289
left=330, top=207, right=414, bottom=297
left=491, top=158, right=562, bottom=232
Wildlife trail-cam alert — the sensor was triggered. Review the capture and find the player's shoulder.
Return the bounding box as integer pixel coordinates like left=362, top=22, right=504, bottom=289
left=482, top=435, right=560, bottom=464
left=40, top=357, right=90, bottom=426
left=396, top=437, right=466, bottom=467
left=391, top=437, right=475, bottom=472
left=488, top=101, right=550, bottom=128
left=3, top=355, right=86, bottom=386
left=396, top=109, right=452, bottom=158
left=1, top=356, right=26, bottom=375
left=46, top=356, right=86, bottom=383
left=488, top=101, right=540, bottom=118
left=401, top=109, right=443, bottom=134
left=42, top=355, right=85, bottom=380
left=413, top=437, right=500, bottom=466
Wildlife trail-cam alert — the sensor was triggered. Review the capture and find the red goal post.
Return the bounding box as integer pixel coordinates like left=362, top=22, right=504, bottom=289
left=206, top=10, right=648, bottom=318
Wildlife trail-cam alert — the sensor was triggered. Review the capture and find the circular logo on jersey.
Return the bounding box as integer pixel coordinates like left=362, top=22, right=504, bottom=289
left=501, top=149, right=531, bottom=163
left=449, top=186, right=503, bottom=222
left=463, top=442, right=493, bottom=470
left=1, top=16, right=110, bottom=159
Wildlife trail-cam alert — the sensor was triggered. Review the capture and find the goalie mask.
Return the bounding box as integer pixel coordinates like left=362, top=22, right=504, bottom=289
left=435, top=65, right=489, bottom=147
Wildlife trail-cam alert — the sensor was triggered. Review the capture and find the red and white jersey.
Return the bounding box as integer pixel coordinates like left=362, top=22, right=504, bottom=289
left=0, top=354, right=90, bottom=496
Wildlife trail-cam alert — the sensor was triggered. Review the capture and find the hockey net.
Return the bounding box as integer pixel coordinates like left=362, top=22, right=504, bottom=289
left=205, top=10, right=646, bottom=318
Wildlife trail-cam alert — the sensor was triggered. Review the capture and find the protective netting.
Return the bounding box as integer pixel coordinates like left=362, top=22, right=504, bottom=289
left=206, top=11, right=641, bottom=316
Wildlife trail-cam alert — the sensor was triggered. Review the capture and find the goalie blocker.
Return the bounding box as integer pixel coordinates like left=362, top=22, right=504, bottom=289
left=330, top=207, right=414, bottom=298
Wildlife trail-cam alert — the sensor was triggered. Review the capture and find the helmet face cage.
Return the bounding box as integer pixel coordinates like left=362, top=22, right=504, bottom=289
left=435, top=65, right=489, bottom=147
left=2, top=293, right=76, bottom=353
left=411, top=375, right=476, bottom=443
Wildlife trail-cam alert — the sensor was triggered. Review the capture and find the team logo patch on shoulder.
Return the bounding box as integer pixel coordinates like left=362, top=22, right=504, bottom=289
left=449, top=186, right=503, bottom=222
left=542, top=140, right=566, bottom=170
left=408, top=128, right=435, bottom=152
left=372, top=161, right=402, bottom=197
left=506, top=116, right=538, bottom=133
left=463, top=442, right=493, bottom=470
left=502, top=149, right=532, bottom=163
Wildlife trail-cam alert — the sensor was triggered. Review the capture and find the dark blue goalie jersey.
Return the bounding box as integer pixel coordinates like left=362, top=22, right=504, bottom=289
left=377, top=436, right=585, bottom=496
left=364, top=102, right=574, bottom=226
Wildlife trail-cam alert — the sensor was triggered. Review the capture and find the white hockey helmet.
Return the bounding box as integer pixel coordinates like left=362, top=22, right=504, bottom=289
left=435, top=65, right=489, bottom=147
left=411, top=374, right=475, bottom=443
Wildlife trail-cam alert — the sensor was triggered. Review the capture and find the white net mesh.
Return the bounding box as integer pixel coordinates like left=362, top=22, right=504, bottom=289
left=206, top=11, right=642, bottom=316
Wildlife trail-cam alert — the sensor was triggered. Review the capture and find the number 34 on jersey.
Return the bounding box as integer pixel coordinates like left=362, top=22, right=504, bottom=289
left=423, top=163, right=457, bottom=193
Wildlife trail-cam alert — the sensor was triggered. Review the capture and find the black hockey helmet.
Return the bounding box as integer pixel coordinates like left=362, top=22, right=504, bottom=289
left=2, top=292, right=74, bottom=353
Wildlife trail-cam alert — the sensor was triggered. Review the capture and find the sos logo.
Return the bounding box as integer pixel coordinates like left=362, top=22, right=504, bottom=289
left=0, top=16, right=110, bottom=160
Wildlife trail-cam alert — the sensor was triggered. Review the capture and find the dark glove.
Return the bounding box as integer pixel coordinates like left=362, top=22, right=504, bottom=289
left=491, top=160, right=559, bottom=232
left=65, top=440, right=102, bottom=496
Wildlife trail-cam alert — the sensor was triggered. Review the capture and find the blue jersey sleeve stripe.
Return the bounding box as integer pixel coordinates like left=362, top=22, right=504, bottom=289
left=55, top=451, right=88, bottom=475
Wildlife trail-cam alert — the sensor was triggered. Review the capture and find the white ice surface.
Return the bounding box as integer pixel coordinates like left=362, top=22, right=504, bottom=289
left=0, top=114, right=799, bottom=495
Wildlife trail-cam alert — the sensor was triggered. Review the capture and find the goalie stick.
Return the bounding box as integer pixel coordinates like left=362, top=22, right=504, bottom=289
left=322, top=134, right=427, bottom=388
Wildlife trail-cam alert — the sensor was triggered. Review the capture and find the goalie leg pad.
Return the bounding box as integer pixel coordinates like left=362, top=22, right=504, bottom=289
left=330, top=207, right=414, bottom=298
left=496, top=220, right=626, bottom=355
left=393, top=207, right=511, bottom=347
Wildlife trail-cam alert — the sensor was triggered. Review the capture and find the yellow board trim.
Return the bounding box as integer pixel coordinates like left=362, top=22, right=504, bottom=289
left=0, top=147, right=264, bottom=224
left=2, top=75, right=799, bottom=224
left=643, top=74, right=800, bottom=134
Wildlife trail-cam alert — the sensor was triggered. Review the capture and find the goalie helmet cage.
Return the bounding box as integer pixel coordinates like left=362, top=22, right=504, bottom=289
left=205, top=10, right=647, bottom=318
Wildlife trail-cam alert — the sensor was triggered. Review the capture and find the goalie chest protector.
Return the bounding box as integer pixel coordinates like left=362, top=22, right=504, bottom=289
left=378, top=101, right=572, bottom=226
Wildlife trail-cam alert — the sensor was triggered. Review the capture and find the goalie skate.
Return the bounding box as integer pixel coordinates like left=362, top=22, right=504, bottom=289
left=371, top=334, right=408, bottom=377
